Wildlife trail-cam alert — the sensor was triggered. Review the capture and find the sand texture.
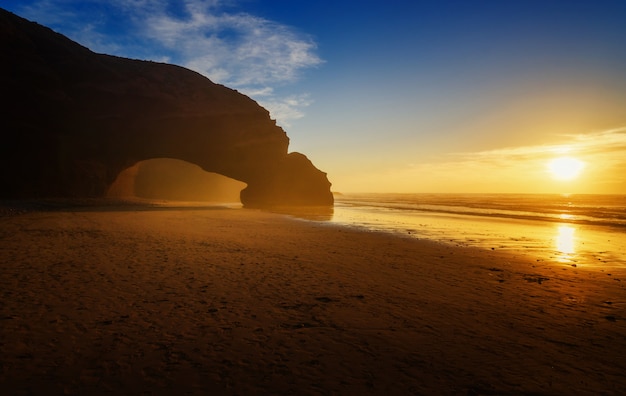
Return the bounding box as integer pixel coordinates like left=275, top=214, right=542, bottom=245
left=1, top=204, right=625, bottom=395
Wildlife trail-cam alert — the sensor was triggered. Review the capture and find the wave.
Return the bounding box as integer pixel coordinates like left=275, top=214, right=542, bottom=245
left=335, top=193, right=626, bottom=228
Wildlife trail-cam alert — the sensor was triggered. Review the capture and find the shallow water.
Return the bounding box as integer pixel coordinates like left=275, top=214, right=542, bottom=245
left=329, top=193, right=626, bottom=269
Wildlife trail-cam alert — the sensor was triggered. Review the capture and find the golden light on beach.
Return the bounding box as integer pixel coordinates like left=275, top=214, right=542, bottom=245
left=547, top=157, right=585, bottom=181
left=555, top=225, right=576, bottom=263
left=556, top=225, right=575, bottom=254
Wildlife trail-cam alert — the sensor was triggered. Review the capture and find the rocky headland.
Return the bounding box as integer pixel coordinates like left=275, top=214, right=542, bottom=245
left=0, top=8, right=333, bottom=206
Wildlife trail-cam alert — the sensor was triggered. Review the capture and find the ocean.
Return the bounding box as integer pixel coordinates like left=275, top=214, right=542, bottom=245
left=328, top=193, right=626, bottom=268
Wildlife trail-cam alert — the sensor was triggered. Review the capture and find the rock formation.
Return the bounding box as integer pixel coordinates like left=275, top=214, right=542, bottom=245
left=0, top=8, right=333, bottom=206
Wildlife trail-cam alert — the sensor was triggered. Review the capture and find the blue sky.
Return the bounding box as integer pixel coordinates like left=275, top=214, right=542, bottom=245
left=4, top=0, right=626, bottom=193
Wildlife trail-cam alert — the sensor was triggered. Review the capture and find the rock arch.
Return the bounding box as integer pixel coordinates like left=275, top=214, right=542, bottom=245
left=0, top=8, right=333, bottom=207
left=108, top=158, right=247, bottom=203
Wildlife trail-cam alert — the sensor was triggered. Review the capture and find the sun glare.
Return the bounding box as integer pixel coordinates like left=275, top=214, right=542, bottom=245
left=547, top=157, right=585, bottom=181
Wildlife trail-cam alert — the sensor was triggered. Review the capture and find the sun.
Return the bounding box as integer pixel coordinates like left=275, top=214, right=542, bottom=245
left=547, top=157, right=585, bottom=181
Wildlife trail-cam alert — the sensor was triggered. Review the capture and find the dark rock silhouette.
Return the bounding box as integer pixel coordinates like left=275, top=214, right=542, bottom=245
left=0, top=8, right=333, bottom=206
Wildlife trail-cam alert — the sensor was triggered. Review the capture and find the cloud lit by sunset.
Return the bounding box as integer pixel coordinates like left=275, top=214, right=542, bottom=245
left=337, top=127, right=626, bottom=194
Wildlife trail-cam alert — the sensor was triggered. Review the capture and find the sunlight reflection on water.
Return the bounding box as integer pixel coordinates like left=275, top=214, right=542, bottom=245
left=327, top=202, right=626, bottom=268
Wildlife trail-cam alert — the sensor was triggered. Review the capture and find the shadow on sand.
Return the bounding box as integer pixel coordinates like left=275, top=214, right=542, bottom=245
left=0, top=198, right=335, bottom=222
left=0, top=198, right=242, bottom=215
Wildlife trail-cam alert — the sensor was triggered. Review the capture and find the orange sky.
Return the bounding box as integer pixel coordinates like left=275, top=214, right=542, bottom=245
left=318, top=127, right=626, bottom=195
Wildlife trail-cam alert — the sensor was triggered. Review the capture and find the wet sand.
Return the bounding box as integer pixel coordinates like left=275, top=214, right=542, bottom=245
left=1, top=203, right=625, bottom=395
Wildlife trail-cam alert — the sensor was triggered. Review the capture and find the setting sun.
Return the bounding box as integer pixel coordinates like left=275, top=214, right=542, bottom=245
left=547, top=157, right=585, bottom=181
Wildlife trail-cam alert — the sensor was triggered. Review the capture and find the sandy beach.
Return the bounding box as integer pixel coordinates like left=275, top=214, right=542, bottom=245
left=1, top=203, right=625, bottom=395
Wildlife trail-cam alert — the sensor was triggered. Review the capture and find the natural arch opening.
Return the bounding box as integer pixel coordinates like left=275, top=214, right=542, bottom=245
left=107, top=158, right=247, bottom=203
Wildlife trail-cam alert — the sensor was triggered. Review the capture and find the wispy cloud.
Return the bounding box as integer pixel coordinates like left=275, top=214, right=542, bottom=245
left=358, top=127, right=626, bottom=194
left=16, top=0, right=322, bottom=127
left=445, top=126, right=626, bottom=161
left=250, top=93, right=313, bottom=128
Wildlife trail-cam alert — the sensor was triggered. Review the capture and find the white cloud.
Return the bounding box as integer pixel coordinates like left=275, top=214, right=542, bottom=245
left=254, top=94, right=314, bottom=128
left=127, top=0, right=322, bottom=127
left=240, top=87, right=274, bottom=97
left=15, top=0, right=322, bottom=127
left=140, top=4, right=322, bottom=88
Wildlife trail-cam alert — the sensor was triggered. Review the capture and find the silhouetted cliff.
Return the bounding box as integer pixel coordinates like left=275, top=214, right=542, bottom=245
left=0, top=8, right=333, bottom=206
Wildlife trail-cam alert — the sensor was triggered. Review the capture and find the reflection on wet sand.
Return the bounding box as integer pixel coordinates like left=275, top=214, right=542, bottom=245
left=330, top=202, right=626, bottom=268
left=264, top=205, right=335, bottom=221
left=555, top=225, right=576, bottom=262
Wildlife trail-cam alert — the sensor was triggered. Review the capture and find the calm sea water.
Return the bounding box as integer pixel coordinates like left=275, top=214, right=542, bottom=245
left=329, top=193, right=626, bottom=268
